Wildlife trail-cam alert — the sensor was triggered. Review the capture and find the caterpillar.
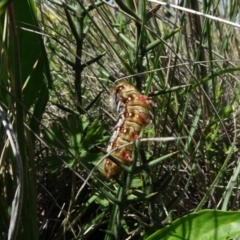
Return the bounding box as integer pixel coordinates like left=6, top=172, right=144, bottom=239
left=104, top=80, right=151, bottom=180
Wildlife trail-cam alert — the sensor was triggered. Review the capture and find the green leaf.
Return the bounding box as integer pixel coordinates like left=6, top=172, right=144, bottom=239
left=82, top=120, right=108, bottom=149
left=94, top=195, right=110, bottom=208
left=43, top=115, right=89, bottom=151
left=146, top=210, right=240, bottom=240
left=130, top=177, right=143, bottom=188
left=79, top=151, right=104, bottom=163
left=60, top=115, right=90, bottom=156
left=62, top=114, right=89, bottom=146
left=14, top=0, right=52, bottom=141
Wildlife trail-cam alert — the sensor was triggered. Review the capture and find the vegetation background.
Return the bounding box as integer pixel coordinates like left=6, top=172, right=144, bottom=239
left=1, top=0, right=240, bottom=239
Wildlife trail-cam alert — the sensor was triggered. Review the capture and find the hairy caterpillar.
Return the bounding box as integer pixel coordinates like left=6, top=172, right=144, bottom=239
left=104, top=81, right=151, bottom=179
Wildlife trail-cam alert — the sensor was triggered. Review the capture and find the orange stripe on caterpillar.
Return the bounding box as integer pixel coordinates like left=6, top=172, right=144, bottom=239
left=104, top=81, right=151, bottom=180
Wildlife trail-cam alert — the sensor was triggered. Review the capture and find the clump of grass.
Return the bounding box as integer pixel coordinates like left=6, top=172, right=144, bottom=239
left=1, top=0, right=240, bottom=239
left=36, top=0, right=240, bottom=239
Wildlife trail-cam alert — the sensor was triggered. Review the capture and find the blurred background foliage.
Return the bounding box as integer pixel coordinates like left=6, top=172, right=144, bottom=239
left=1, top=0, right=240, bottom=239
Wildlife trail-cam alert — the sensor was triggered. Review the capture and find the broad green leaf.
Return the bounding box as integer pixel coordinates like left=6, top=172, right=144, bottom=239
left=146, top=210, right=240, bottom=240
left=15, top=0, right=51, bottom=109
left=14, top=0, right=52, bottom=141
left=2, top=0, right=52, bottom=239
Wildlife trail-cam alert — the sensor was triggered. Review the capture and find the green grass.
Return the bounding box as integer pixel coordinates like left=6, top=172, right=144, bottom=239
left=1, top=0, right=240, bottom=239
